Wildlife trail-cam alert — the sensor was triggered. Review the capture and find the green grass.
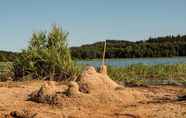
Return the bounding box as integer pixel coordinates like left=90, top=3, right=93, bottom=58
left=0, top=62, right=11, bottom=71
left=0, top=62, right=6, bottom=71
left=1, top=61, right=186, bottom=85
left=0, top=62, right=12, bottom=81
left=108, top=64, right=186, bottom=86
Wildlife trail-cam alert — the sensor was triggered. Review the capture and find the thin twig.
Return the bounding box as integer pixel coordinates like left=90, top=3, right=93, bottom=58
left=102, top=41, right=106, bottom=65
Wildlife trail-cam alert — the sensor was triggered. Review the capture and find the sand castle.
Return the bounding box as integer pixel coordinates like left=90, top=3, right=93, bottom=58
left=28, top=64, right=146, bottom=107
left=78, top=65, right=122, bottom=94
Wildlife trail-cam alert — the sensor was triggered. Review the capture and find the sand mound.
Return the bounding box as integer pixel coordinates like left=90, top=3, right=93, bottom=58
left=79, top=65, right=122, bottom=94
left=28, top=65, right=146, bottom=107
left=28, top=81, right=59, bottom=104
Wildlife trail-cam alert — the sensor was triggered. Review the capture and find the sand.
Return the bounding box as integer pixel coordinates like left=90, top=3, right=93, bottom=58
left=0, top=65, right=185, bottom=118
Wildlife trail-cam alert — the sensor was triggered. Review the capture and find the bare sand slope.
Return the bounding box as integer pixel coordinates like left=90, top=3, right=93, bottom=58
left=0, top=65, right=186, bottom=118
left=0, top=81, right=185, bottom=118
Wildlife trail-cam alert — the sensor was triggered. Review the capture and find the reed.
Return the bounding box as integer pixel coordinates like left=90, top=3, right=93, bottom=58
left=108, top=64, right=186, bottom=86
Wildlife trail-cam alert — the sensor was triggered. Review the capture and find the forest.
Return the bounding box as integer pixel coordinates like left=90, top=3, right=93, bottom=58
left=1, top=34, right=186, bottom=61
left=71, top=35, right=186, bottom=59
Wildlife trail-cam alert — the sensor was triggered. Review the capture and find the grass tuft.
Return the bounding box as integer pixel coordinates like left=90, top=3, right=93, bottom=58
left=108, top=64, right=186, bottom=86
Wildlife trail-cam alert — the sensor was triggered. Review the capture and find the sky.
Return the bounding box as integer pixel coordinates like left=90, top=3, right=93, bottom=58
left=0, top=0, right=186, bottom=51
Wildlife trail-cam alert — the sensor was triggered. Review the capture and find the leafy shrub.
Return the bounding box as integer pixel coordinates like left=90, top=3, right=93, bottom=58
left=12, top=25, right=80, bottom=81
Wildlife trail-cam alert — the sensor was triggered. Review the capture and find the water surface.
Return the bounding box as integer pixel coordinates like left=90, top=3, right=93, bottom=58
left=78, top=57, right=186, bottom=67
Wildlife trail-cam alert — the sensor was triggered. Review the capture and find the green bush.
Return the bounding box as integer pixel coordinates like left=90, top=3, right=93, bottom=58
left=12, top=25, right=80, bottom=81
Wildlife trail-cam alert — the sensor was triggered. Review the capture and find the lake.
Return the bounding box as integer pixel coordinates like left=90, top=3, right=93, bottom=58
left=77, top=57, right=186, bottom=67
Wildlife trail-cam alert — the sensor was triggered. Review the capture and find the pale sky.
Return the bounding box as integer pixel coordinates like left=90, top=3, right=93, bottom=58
left=0, top=0, right=186, bottom=51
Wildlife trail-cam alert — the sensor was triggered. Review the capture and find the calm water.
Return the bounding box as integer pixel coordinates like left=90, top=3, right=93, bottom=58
left=78, top=57, right=186, bottom=67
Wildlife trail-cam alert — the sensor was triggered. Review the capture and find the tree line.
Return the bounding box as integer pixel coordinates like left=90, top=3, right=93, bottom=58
left=71, top=35, right=186, bottom=59
left=0, top=51, right=18, bottom=62
left=1, top=34, right=186, bottom=61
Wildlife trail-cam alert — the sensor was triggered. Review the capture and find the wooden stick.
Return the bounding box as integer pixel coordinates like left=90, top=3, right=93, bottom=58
left=102, top=40, right=106, bottom=65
